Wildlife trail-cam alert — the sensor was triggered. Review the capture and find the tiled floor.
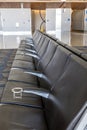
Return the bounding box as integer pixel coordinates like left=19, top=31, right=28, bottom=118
left=0, top=31, right=87, bottom=49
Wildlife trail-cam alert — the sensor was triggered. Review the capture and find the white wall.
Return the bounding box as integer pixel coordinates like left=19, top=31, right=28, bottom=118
left=46, top=9, right=56, bottom=32
left=0, top=8, right=31, bottom=32
left=46, top=8, right=71, bottom=34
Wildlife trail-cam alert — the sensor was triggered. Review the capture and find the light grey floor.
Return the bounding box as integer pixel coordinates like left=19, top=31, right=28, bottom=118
left=0, top=34, right=31, bottom=49
left=48, top=31, right=87, bottom=46
left=0, top=31, right=87, bottom=49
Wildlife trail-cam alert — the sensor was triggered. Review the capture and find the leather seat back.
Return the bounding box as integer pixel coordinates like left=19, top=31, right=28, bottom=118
left=33, top=31, right=42, bottom=46
left=37, top=40, right=58, bottom=71
left=44, top=54, right=87, bottom=130
left=43, top=46, right=71, bottom=87
left=37, top=36, right=50, bottom=58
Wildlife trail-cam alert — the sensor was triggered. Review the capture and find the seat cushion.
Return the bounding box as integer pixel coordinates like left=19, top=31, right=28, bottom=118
left=8, top=70, right=38, bottom=85
left=0, top=104, right=47, bottom=130
left=1, top=81, right=42, bottom=108
left=12, top=60, right=35, bottom=70
left=14, top=55, right=33, bottom=63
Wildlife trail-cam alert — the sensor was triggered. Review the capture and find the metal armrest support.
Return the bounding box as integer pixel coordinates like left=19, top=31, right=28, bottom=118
left=25, top=41, right=34, bottom=46
left=21, top=39, right=33, bottom=44
left=11, top=87, right=60, bottom=110
left=11, top=68, right=50, bottom=84
left=11, top=68, right=42, bottom=75
left=24, top=48, right=37, bottom=54
left=20, top=45, right=35, bottom=50
left=24, top=70, right=50, bottom=84
left=24, top=70, right=42, bottom=77
left=20, top=44, right=34, bottom=49
left=12, top=87, right=49, bottom=99
left=18, top=48, right=37, bottom=54
left=17, top=51, right=39, bottom=59
left=25, top=42, right=34, bottom=46
left=23, top=88, right=49, bottom=98
left=12, top=87, right=62, bottom=110
left=25, top=38, right=33, bottom=42
left=11, top=68, right=42, bottom=76
left=24, top=53, right=39, bottom=59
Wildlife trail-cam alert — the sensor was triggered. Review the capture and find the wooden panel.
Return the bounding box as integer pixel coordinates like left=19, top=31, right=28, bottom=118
left=0, top=0, right=87, bottom=3
left=31, top=2, right=87, bottom=10
left=23, top=3, right=30, bottom=8
left=71, top=2, right=87, bottom=9
left=0, top=0, right=87, bottom=2
left=31, top=3, right=46, bottom=10
left=0, top=2, right=21, bottom=8
left=0, top=2, right=86, bottom=10
left=0, top=0, right=59, bottom=2
left=46, top=2, right=71, bottom=8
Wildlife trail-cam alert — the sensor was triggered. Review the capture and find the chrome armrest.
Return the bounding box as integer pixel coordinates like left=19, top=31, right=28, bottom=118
left=11, top=68, right=42, bottom=75
left=12, top=87, right=49, bottom=99
left=24, top=70, right=50, bottom=84
left=11, top=68, right=50, bottom=84
left=25, top=43, right=34, bottom=47
left=25, top=49, right=37, bottom=54
left=24, top=70, right=43, bottom=77
left=12, top=87, right=59, bottom=108
left=16, top=51, right=39, bottom=59
left=23, top=87, right=49, bottom=98
left=11, top=68, right=41, bottom=75
left=25, top=41, right=34, bottom=45
left=11, top=67, right=25, bottom=72
left=25, top=38, right=33, bottom=42
left=18, top=48, right=37, bottom=54
left=24, top=53, right=39, bottom=59
left=21, top=39, right=33, bottom=44
left=20, top=43, right=34, bottom=48
left=11, top=68, right=48, bottom=81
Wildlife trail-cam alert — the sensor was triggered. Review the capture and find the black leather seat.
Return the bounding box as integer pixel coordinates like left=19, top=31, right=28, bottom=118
left=1, top=45, right=71, bottom=107
left=8, top=39, right=57, bottom=85
left=0, top=104, right=48, bottom=130
left=0, top=30, right=87, bottom=130
left=12, top=36, right=50, bottom=70
left=44, top=54, right=87, bottom=130
left=0, top=49, right=16, bottom=99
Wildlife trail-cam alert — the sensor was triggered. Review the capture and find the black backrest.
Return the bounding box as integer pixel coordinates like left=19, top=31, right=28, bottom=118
left=43, top=46, right=71, bottom=87
left=44, top=53, right=87, bottom=130
left=57, top=40, right=67, bottom=47
left=66, top=101, right=87, bottom=130
left=32, top=30, right=39, bottom=40
left=37, top=39, right=58, bottom=71
left=35, top=34, right=46, bottom=52
left=38, top=36, right=50, bottom=58
left=33, top=31, right=43, bottom=48
left=81, top=53, right=87, bottom=61
left=32, top=30, right=45, bottom=43
left=34, top=35, right=50, bottom=67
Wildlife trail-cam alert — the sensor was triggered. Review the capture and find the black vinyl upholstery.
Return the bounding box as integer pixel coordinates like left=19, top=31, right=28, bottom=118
left=0, top=30, right=86, bottom=130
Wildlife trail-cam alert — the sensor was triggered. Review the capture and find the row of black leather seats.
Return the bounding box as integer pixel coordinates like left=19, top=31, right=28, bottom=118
left=0, top=49, right=16, bottom=98
left=0, top=30, right=87, bottom=130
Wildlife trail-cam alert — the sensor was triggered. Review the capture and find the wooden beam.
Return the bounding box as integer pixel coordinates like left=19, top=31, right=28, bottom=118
left=0, top=0, right=87, bottom=2
left=0, top=2, right=21, bottom=8
left=0, top=2, right=86, bottom=10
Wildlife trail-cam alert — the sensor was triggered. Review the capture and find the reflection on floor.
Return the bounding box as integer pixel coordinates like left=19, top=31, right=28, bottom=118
left=0, top=34, right=31, bottom=49
left=0, top=31, right=87, bottom=49
left=47, top=31, right=87, bottom=46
